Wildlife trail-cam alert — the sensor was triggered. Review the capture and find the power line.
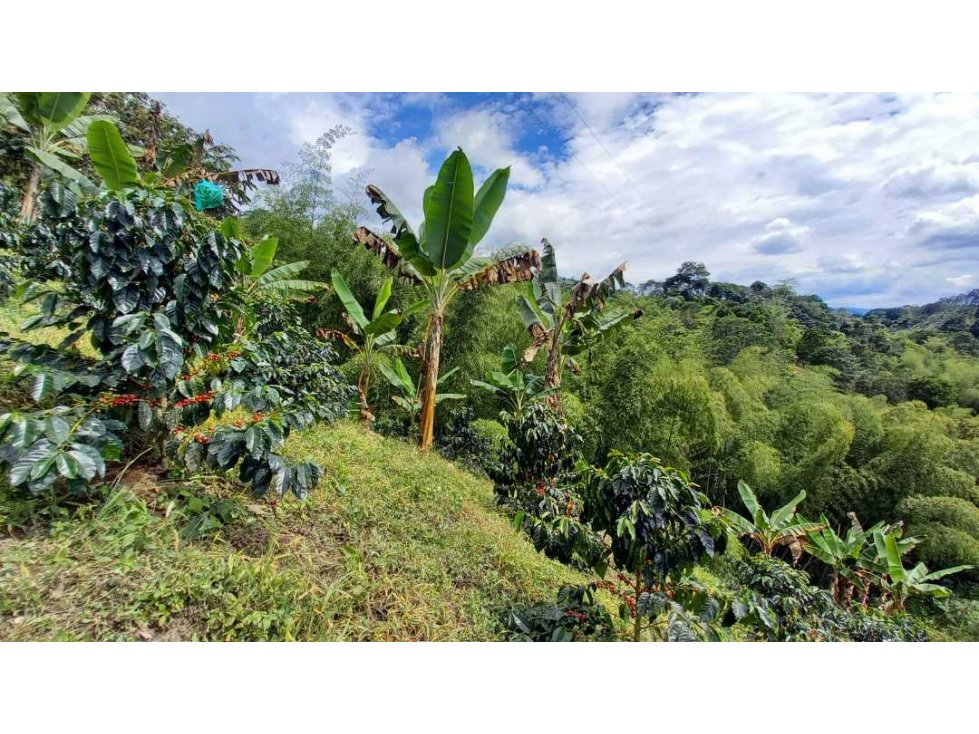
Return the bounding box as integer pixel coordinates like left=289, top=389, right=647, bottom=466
left=558, top=93, right=655, bottom=213
left=560, top=93, right=640, bottom=190
left=524, top=97, right=608, bottom=190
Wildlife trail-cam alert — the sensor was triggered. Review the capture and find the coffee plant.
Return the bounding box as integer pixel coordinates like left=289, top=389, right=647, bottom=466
left=435, top=405, right=494, bottom=471
left=490, top=403, right=607, bottom=572
left=0, top=182, right=20, bottom=298
left=724, top=553, right=928, bottom=641
left=581, top=451, right=727, bottom=640
left=506, top=584, right=616, bottom=641
left=0, top=131, right=351, bottom=501
left=490, top=402, right=580, bottom=489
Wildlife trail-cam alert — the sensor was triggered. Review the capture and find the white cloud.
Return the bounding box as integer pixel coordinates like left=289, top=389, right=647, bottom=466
left=159, top=92, right=979, bottom=307
left=909, top=194, right=979, bottom=251
left=947, top=274, right=974, bottom=288
left=884, top=161, right=979, bottom=199
left=434, top=108, right=544, bottom=188
left=751, top=218, right=810, bottom=255
left=480, top=92, right=979, bottom=306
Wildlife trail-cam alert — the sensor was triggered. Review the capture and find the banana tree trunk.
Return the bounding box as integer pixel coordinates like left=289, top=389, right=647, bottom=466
left=543, top=329, right=563, bottom=410
left=418, top=311, right=443, bottom=450
left=357, top=363, right=375, bottom=424
left=18, top=164, right=41, bottom=224
left=830, top=572, right=842, bottom=604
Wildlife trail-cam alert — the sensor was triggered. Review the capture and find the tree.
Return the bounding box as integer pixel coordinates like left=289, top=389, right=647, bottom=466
left=718, top=480, right=823, bottom=562
left=470, top=344, right=557, bottom=417
left=581, top=451, right=727, bottom=641
left=872, top=530, right=971, bottom=613
left=907, top=374, right=957, bottom=409
left=224, top=219, right=327, bottom=306
left=518, top=238, right=641, bottom=408
left=285, top=125, right=353, bottom=225
left=0, top=120, right=349, bottom=500
left=898, top=495, right=979, bottom=577
left=354, top=148, right=538, bottom=449
left=805, top=512, right=888, bottom=604
left=0, top=92, right=102, bottom=222
left=663, top=261, right=710, bottom=300
left=326, top=271, right=422, bottom=423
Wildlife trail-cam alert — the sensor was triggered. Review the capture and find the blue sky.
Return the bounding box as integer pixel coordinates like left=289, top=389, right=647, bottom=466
left=154, top=92, right=979, bottom=308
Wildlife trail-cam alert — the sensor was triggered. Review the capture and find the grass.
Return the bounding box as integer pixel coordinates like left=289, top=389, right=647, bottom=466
left=0, top=296, right=72, bottom=351
left=0, top=296, right=591, bottom=641
left=0, top=421, right=592, bottom=641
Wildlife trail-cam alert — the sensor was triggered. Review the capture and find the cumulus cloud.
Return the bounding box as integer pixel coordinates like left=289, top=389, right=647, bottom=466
left=816, top=254, right=867, bottom=274
left=947, top=273, right=974, bottom=288
left=909, top=195, right=979, bottom=250
left=884, top=162, right=979, bottom=199
left=434, top=108, right=544, bottom=188
left=154, top=91, right=979, bottom=307
left=751, top=218, right=809, bottom=255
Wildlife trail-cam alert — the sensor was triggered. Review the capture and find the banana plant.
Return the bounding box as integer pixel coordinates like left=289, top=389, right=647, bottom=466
left=324, top=271, right=424, bottom=423
left=354, top=147, right=539, bottom=449
left=377, top=357, right=464, bottom=423
left=518, top=238, right=642, bottom=408
left=0, top=92, right=106, bottom=222
left=872, top=531, right=972, bottom=613
left=718, top=480, right=823, bottom=563
left=806, top=512, right=888, bottom=605
left=223, top=218, right=326, bottom=303
left=471, top=344, right=557, bottom=417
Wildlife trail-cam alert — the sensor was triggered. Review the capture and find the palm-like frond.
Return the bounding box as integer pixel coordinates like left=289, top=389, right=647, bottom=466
left=352, top=226, right=423, bottom=284
left=456, top=249, right=541, bottom=291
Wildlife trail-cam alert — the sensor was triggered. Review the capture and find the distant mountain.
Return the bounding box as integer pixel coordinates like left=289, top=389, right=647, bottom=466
left=837, top=306, right=870, bottom=316
left=863, top=289, right=979, bottom=339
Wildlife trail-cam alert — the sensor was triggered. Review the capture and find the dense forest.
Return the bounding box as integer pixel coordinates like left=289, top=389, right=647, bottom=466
left=1, top=92, right=977, bottom=641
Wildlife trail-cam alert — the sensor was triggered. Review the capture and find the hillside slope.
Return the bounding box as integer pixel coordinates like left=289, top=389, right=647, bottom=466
left=0, top=422, right=587, bottom=641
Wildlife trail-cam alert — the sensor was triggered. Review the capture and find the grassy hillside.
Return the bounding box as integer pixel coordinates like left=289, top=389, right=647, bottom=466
left=0, top=422, right=589, bottom=641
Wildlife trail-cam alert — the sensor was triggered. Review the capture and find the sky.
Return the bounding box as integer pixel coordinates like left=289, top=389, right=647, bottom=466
left=153, top=92, right=979, bottom=309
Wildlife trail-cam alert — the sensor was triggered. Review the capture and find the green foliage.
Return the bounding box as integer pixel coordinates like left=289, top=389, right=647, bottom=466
left=172, top=304, right=353, bottom=498
left=359, top=148, right=536, bottom=448
left=724, top=553, right=927, bottom=641
left=0, top=183, right=22, bottom=298
left=718, top=480, right=823, bottom=561
left=907, top=374, right=958, bottom=409
left=518, top=238, right=640, bottom=401
left=900, top=495, right=979, bottom=539
left=470, top=418, right=507, bottom=454
left=871, top=529, right=972, bottom=611
left=492, top=403, right=581, bottom=491
left=0, top=409, right=124, bottom=494
left=439, top=281, right=530, bottom=415
left=1, top=423, right=591, bottom=641
left=433, top=406, right=493, bottom=470
left=159, top=484, right=250, bottom=541
left=805, top=512, right=887, bottom=603
left=29, top=185, right=240, bottom=367
left=581, top=451, right=726, bottom=584
left=7, top=93, right=979, bottom=640
left=378, top=357, right=464, bottom=422
left=328, top=270, right=421, bottom=422
left=0, top=138, right=350, bottom=501
left=470, top=344, right=557, bottom=416
left=0, top=92, right=100, bottom=218
left=506, top=584, right=616, bottom=641
left=86, top=119, right=139, bottom=190
left=489, top=404, right=605, bottom=571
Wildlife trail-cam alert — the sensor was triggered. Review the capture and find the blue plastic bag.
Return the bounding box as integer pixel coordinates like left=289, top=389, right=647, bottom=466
left=194, top=180, right=225, bottom=211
